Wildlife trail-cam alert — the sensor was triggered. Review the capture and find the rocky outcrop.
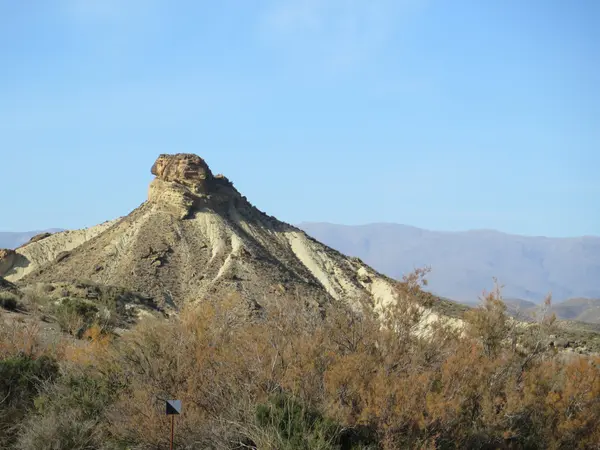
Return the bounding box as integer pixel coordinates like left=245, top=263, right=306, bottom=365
left=0, top=275, right=18, bottom=294
left=148, top=154, right=242, bottom=219
left=3, top=220, right=119, bottom=283
left=148, top=178, right=199, bottom=219
left=151, top=153, right=214, bottom=194
left=26, top=232, right=53, bottom=245
left=0, top=249, right=18, bottom=276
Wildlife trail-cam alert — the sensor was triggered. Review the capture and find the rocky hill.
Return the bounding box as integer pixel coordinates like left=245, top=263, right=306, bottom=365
left=0, top=229, right=63, bottom=250
left=0, top=223, right=117, bottom=281
left=1, top=154, right=400, bottom=314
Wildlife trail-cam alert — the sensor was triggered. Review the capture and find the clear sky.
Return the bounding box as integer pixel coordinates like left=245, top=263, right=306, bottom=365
left=1, top=0, right=598, bottom=237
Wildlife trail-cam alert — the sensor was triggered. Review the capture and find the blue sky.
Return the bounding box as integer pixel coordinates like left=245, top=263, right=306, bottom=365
left=1, top=0, right=598, bottom=237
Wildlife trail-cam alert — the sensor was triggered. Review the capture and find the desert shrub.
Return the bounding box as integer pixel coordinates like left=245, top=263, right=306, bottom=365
left=0, top=292, right=19, bottom=311
left=464, top=283, right=513, bottom=358
left=254, top=394, right=343, bottom=450
left=66, top=281, right=159, bottom=323
left=16, top=371, right=122, bottom=450
left=54, top=298, right=99, bottom=337
left=252, top=393, right=376, bottom=450
left=0, top=355, right=59, bottom=448
left=0, top=355, right=59, bottom=399
left=18, top=288, right=52, bottom=316
left=3, top=269, right=599, bottom=449
left=42, top=282, right=160, bottom=333
left=16, top=414, right=104, bottom=450
left=253, top=394, right=379, bottom=450
left=95, top=278, right=599, bottom=448
left=0, top=317, right=55, bottom=361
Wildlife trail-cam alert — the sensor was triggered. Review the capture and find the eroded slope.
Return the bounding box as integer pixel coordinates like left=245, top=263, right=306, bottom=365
left=1, top=221, right=118, bottom=282
left=19, top=154, right=399, bottom=312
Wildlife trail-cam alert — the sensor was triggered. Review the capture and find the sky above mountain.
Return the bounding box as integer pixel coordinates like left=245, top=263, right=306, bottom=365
left=1, top=0, right=598, bottom=237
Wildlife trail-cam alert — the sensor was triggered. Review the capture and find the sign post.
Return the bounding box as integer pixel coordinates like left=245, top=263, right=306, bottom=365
left=165, top=400, right=182, bottom=450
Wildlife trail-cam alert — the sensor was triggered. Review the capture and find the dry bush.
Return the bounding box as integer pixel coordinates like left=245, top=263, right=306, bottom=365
left=6, top=269, right=600, bottom=449
left=0, top=316, right=45, bottom=359
left=0, top=292, right=20, bottom=311
left=0, top=315, right=63, bottom=449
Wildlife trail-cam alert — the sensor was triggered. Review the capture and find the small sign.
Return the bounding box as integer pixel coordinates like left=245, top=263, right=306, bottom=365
left=166, top=399, right=182, bottom=415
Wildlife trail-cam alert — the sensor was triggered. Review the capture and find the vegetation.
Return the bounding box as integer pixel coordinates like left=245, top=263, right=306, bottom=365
left=0, top=292, right=20, bottom=312
left=0, top=355, right=59, bottom=448
left=0, top=271, right=599, bottom=449
left=53, top=297, right=100, bottom=337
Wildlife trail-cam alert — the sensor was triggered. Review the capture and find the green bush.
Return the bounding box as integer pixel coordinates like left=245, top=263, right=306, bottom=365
left=254, top=394, right=377, bottom=450
left=54, top=298, right=99, bottom=338
left=0, top=292, right=19, bottom=311
left=18, top=373, right=123, bottom=450
left=0, top=355, right=59, bottom=448
left=0, top=355, right=59, bottom=403
left=255, top=394, right=340, bottom=449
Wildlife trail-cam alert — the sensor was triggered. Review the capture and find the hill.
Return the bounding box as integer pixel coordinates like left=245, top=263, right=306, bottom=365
left=503, top=297, right=600, bottom=325
left=0, top=229, right=63, bottom=250
left=298, top=222, right=600, bottom=303
left=551, top=297, right=600, bottom=323
left=0, top=154, right=404, bottom=316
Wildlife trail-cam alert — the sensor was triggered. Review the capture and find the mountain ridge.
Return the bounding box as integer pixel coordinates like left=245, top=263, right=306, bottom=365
left=298, top=222, right=600, bottom=304
left=297, top=221, right=600, bottom=239
left=0, top=229, right=64, bottom=249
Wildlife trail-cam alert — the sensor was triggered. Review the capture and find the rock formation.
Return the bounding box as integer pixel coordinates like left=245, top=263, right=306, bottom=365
left=18, top=153, right=408, bottom=316
left=148, top=153, right=242, bottom=219
left=151, top=153, right=214, bottom=193
left=0, top=275, right=18, bottom=294
left=2, top=221, right=117, bottom=282
left=0, top=249, right=19, bottom=276
left=25, top=232, right=53, bottom=246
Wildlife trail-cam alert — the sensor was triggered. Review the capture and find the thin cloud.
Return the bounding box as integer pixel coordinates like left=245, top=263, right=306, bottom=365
left=260, top=0, right=423, bottom=71
left=59, top=0, right=162, bottom=24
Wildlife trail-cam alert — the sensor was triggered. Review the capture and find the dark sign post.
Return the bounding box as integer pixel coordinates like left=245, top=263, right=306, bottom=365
left=166, top=400, right=182, bottom=450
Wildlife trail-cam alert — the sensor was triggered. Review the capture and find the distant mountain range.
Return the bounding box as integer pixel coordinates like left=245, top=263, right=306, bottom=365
left=497, top=297, right=600, bottom=326
left=3, top=221, right=599, bottom=319
left=298, top=223, right=600, bottom=304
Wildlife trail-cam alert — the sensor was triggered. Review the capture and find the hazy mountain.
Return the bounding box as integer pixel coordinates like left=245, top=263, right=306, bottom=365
left=550, top=298, right=600, bottom=323
left=500, top=297, right=600, bottom=325
left=298, top=223, right=600, bottom=304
